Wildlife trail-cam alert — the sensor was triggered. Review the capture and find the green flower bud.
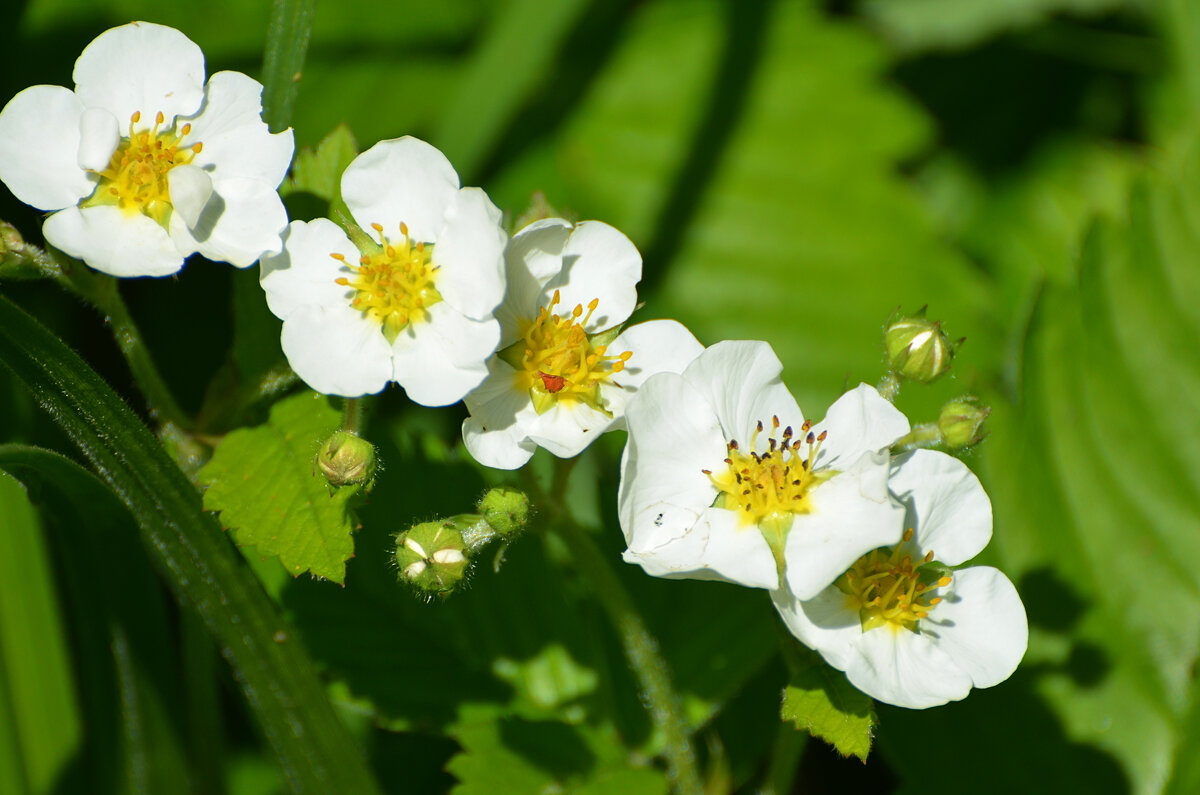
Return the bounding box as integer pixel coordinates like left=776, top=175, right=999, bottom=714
left=477, top=487, right=531, bottom=537
left=394, top=520, right=471, bottom=596
left=884, top=308, right=955, bottom=384
left=315, top=430, right=376, bottom=489
left=937, top=395, right=990, bottom=450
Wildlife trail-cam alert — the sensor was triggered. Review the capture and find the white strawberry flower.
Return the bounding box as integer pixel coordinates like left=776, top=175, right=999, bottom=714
left=771, top=450, right=1028, bottom=709
left=0, top=21, right=293, bottom=277
left=618, top=340, right=910, bottom=595
left=461, top=218, right=703, bottom=470
left=259, top=136, right=507, bottom=405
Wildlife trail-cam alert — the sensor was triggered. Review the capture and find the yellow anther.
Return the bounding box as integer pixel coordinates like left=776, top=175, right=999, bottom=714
left=333, top=221, right=441, bottom=342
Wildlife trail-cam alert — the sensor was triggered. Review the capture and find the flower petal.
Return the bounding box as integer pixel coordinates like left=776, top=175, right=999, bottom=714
left=600, top=319, right=704, bottom=425
left=462, top=359, right=540, bottom=470
left=390, top=304, right=500, bottom=406
left=527, top=401, right=614, bottom=459
left=260, top=219, right=359, bottom=318
left=74, top=22, right=206, bottom=126
left=0, top=85, right=95, bottom=210
left=498, top=218, right=573, bottom=343
left=625, top=508, right=779, bottom=589
left=167, top=163, right=213, bottom=229
left=921, top=566, right=1027, bottom=690
left=681, top=340, right=804, bottom=447
left=890, top=449, right=992, bottom=566
left=43, top=204, right=183, bottom=277
left=342, top=136, right=459, bottom=244
left=770, top=585, right=862, bottom=671
left=783, top=452, right=906, bottom=600
left=618, top=371, right=727, bottom=554
left=184, top=177, right=290, bottom=266
left=280, top=303, right=392, bottom=397
left=811, top=383, right=909, bottom=470
left=428, top=187, right=507, bottom=320
left=184, top=71, right=293, bottom=185
left=544, top=221, right=642, bottom=332
left=841, top=621, right=973, bottom=709
left=77, top=107, right=119, bottom=171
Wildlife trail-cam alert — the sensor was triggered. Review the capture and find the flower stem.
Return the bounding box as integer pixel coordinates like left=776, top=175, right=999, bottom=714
left=261, top=0, right=317, bottom=133
left=341, top=397, right=367, bottom=434
left=56, top=258, right=193, bottom=429
left=550, top=517, right=704, bottom=794
left=890, top=422, right=943, bottom=453
left=877, top=371, right=901, bottom=402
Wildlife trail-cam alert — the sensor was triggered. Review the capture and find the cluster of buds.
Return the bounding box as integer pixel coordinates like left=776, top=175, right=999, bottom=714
left=393, top=487, right=532, bottom=597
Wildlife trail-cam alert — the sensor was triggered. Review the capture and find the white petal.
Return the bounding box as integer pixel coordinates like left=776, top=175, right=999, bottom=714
left=842, top=622, right=973, bottom=709
left=812, top=383, right=909, bottom=470
left=890, top=450, right=992, bottom=566
left=770, top=585, right=863, bottom=671
left=544, top=221, right=642, bottom=332
left=167, top=163, right=213, bottom=229
left=74, top=22, right=206, bottom=126
left=462, top=360, right=539, bottom=470
left=921, top=566, right=1027, bottom=690
left=624, top=508, right=779, bottom=589
left=260, top=219, right=359, bottom=318
left=342, top=136, right=459, bottom=244
left=783, top=453, right=906, bottom=600
left=280, top=304, right=392, bottom=397
left=600, top=319, right=705, bottom=424
left=77, top=107, right=119, bottom=171
left=527, top=400, right=614, bottom=458
left=618, top=372, right=726, bottom=551
left=0, top=85, right=95, bottom=210
left=184, top=71, right=293, bottom=185
left=43, top=205, right=182, bottom=277
left=390, top=304, right=500, bottom=406
left=681, top=340, right=804, bottom=449
left=508, top=217, right=573, bottom=284
left=429, top=187, right=507, bottom=320
left=184, top=177, right=289, bottom=267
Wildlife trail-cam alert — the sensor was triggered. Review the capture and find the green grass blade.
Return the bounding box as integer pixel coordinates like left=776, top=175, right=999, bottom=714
left=0, top=294, right=380, bottom=795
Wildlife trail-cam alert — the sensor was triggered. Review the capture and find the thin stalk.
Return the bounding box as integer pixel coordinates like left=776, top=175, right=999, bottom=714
left=890, top=422, right=942, bottom=453
left=261, top=0, right=317, bottom=133
left=341, top=397, right=367, bottom=434
left=876, top=372, right=901, bottom=403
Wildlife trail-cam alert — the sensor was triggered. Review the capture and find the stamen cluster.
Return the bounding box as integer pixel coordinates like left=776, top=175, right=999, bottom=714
left=93, top=111, right=202, bottom=224
left=841, top=529, right=951, bottom=632
left=704, top=417, right=827, bottom=525
left=334, top=221, right=442, bottom=343
left=515, top=289, right=631, bottom=414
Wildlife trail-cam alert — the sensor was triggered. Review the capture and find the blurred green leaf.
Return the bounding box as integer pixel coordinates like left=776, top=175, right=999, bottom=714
left=446, top=706, right=668, bottom=795
left=532, top=0, right=991, bottom=410
left=0, top=470, right=80, bottom=795
left=199, top=390, right=360, bottom=583
left=860, top=0, right=1126, bottom=53
left=780, top=644, right=874, bottom=761
left=0, top=444, right=192, bottom=795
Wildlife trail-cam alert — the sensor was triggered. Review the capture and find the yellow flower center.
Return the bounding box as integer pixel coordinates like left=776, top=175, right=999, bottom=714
left=88, top=111, right=203, bottom=226
left=704, top=418, right=831, bottom=527
left=839, top=529, right=952, bottom=633
left=505, top=289, right=632, bottom=415
left=333, top=222, right=442, bottom=344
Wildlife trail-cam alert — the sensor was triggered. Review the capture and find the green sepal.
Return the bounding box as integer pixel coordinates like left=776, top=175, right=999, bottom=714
left=780, top=641, right=875, bottom=761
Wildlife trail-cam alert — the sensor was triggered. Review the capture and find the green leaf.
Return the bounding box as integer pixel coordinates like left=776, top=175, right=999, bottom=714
left=447, top=706, right=668, bottom=795
left=526, top=0, right=991, bottom=411
left=0, top=444, right=191, bottom=795
left=780, top=643, right=875, bottom=761
left=860, top=0, right=1125, bottom=53
left=0, top=470, right=81, bottom=794
left=282, top=123, right=359, bottom=221
left=199, top=391, right=359, bottom=584
left=0, top=293, right=380, bottom=794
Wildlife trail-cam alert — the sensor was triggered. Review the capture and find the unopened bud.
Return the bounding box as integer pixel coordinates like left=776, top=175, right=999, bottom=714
left=477, top=487, right=531, bottom=537
left=394, top=520, right=471, bottom=596
left=884, top=308, right=955, bottom=384
left=937, top=396, right=990, bottom=449
left=315, top=430, right=376, bottom=489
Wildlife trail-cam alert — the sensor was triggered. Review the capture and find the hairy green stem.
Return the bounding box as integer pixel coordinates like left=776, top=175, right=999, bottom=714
left=890, top=422, right=943, bottom=453
left=57, top=260, right=192, bottom=429
left=341, top=397, right=367, bottom=434
left=877, top=372, right=901, bottom=403
left=261, top=0, right=317, bottom=133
